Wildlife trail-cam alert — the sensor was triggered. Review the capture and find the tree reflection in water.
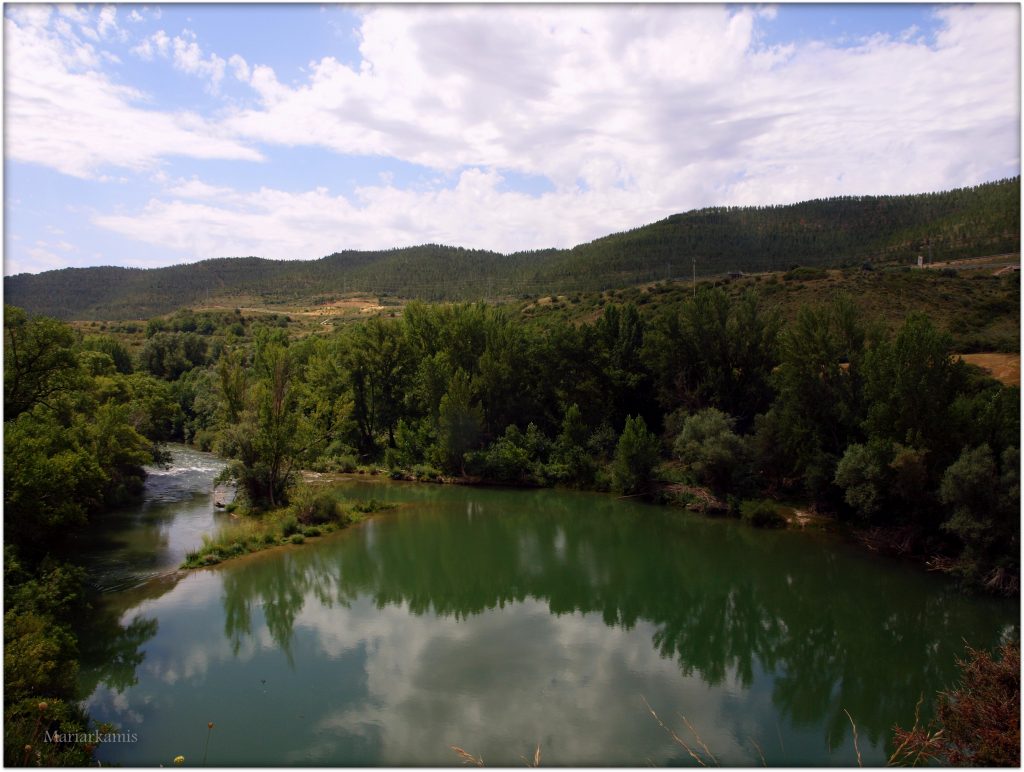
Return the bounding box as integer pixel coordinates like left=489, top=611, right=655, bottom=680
left=213, top=489, right=1015, bottom=750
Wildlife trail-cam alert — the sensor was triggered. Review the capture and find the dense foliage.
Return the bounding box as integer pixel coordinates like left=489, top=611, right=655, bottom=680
left=3, top=306, right=175, bottom=765
left=6, top=178, right=1018, bottom=319
left=62, top=283, right=1011, bottom=593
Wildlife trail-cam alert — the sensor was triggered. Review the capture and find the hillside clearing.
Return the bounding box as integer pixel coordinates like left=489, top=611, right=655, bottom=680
left=959, top=353, right=1021, bottom=387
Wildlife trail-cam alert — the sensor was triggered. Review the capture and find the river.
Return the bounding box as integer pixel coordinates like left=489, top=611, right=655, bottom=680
left=78, top=446, right=1018, bottom=766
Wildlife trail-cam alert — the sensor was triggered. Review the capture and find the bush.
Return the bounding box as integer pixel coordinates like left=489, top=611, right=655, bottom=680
left=301, top=526, right=322, bottom=538
left=412, top=464, right=442, bottom=481
left=333, top=454, right=359, bottom=473
left=474, top=426, right=534, bottom=483
left=351, top=498, right=385, bottom=514
left=280, top=515, right=300, bottom=537
left=741, top=500, right=787, bottom=528
left=672, top=408, right=749, bottom=494
left=288, top=533, right=305, bottom=545
left=192, top=429, right=216, bottom=452
left=289, top=486, right=340, bottom=525
left=891, top=641, right=1019, bottom=766
left=783, top=266, right=827, bottom=282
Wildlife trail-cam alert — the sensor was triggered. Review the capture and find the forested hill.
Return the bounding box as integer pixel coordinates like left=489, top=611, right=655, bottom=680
left=6, top=177, right=1018, bottom=320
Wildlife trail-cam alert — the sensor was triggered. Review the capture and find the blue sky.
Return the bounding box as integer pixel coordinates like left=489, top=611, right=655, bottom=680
left=4, top=3, right=1020, bottom=275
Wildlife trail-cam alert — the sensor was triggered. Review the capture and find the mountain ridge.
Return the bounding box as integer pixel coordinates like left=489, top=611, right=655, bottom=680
left=6, top=177, right=1019, bottom=320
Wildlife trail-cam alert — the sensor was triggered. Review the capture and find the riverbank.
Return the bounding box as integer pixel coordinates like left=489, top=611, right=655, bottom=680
left=180, top=491, right=395, bottom=569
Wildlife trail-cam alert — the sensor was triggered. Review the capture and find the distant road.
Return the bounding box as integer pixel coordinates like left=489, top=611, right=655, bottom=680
left=920, top=252, right=1020, bottom=273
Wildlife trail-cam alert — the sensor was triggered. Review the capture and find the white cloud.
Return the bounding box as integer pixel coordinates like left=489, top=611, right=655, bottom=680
left=218, top=4, right=1018, bottom=214
left=6, top=4, right=1021, bottom=269
left=4, top=9, right=262, bottom=178
left=89, top=4, right=1020, bottom=260
left=228, top=53, right=250, bottom=82
left=56, top=5, right=88, bottom=25
left=96, top=5, right=122, bottom=40
left=93, top=169, right=658, bottom=260
left=171, top=30, right=226, bottom=92
left=131, top=27, right=229, bottom=92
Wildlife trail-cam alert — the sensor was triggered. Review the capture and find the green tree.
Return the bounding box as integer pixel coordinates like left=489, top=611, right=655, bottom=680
left=79, top=334, right=133, bottom=374
left=344, top=318, right=411, bottom=454
left=833, top=440, right=891, bottom=521
left=761, top=296, right=867, bottom=500
left=434, top=370, right=482, bottom=475
left=549, top=404, right=597, bottom=485
left=219, top=340, right=313, bottom=508
left=863, top=313, right=966, bottom=470
left=644, top=289, right=778, bottom=429
left=939, top=444, right=1019, bottom=589
left=4, top=306, right=81, bottom=420
left=673, top=408, right=748, bottom=494
left=612, top=415, right=660, bottom=495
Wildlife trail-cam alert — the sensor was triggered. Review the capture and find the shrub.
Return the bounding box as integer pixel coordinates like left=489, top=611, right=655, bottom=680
left=741, top=500, right=787, bottom=528
left=289, top=486, right=339, bottom=525
left=333, top=454, right=359, bottom=473
left=412, top=463, right=442, bottom=481
left=474, top=426, right=533, bottom=483
left=280, top=515, right=300, bottom=537
left=288, top=533, right=305, bottom=545
left=891, top=641, right=1019, bottom=766
left=673, top=408, right=749, bottom=494
left=352, top=498, right=385, bottom=514
left=193, top=429, right=216, bottom=452
left=834, top=441, right=890, bottom=521
left=301, top=526, right=322, bottom=538
left=783, top=266, right=827, bottom=282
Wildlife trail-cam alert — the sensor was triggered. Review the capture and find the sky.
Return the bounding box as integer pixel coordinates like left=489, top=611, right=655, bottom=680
left=3, top=3, right=1020, bottom=276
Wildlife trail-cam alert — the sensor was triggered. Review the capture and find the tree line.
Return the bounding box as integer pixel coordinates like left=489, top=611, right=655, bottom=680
left=5, top=177, right=1018, bottom=320
left=93, top=290, right=1015, bottom=595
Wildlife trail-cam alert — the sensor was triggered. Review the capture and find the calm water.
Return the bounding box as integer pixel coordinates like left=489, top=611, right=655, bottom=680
left=79, top=455, right=1018, bottom=766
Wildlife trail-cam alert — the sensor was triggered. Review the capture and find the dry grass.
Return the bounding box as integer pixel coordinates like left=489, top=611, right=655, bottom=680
left=450, top=746, right=485, bottom=767
left=958, top=352, right=1020, bottom=386
left=843, top=709, right=863, bottom=767
left=642, top=696, right=715, bottom=767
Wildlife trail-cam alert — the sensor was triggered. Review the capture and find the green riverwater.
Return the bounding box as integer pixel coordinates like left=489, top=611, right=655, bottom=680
left=78, top=446, right=1018, bottom=766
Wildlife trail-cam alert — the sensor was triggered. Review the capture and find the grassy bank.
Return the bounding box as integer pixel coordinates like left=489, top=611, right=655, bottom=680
left=181, top=487, right=394, bottom=569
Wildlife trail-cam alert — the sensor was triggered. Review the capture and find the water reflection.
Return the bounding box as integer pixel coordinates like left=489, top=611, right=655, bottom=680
left=83, top=482, right=1017, bottom=765
left=214, top=488, right=1013, bottom=754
